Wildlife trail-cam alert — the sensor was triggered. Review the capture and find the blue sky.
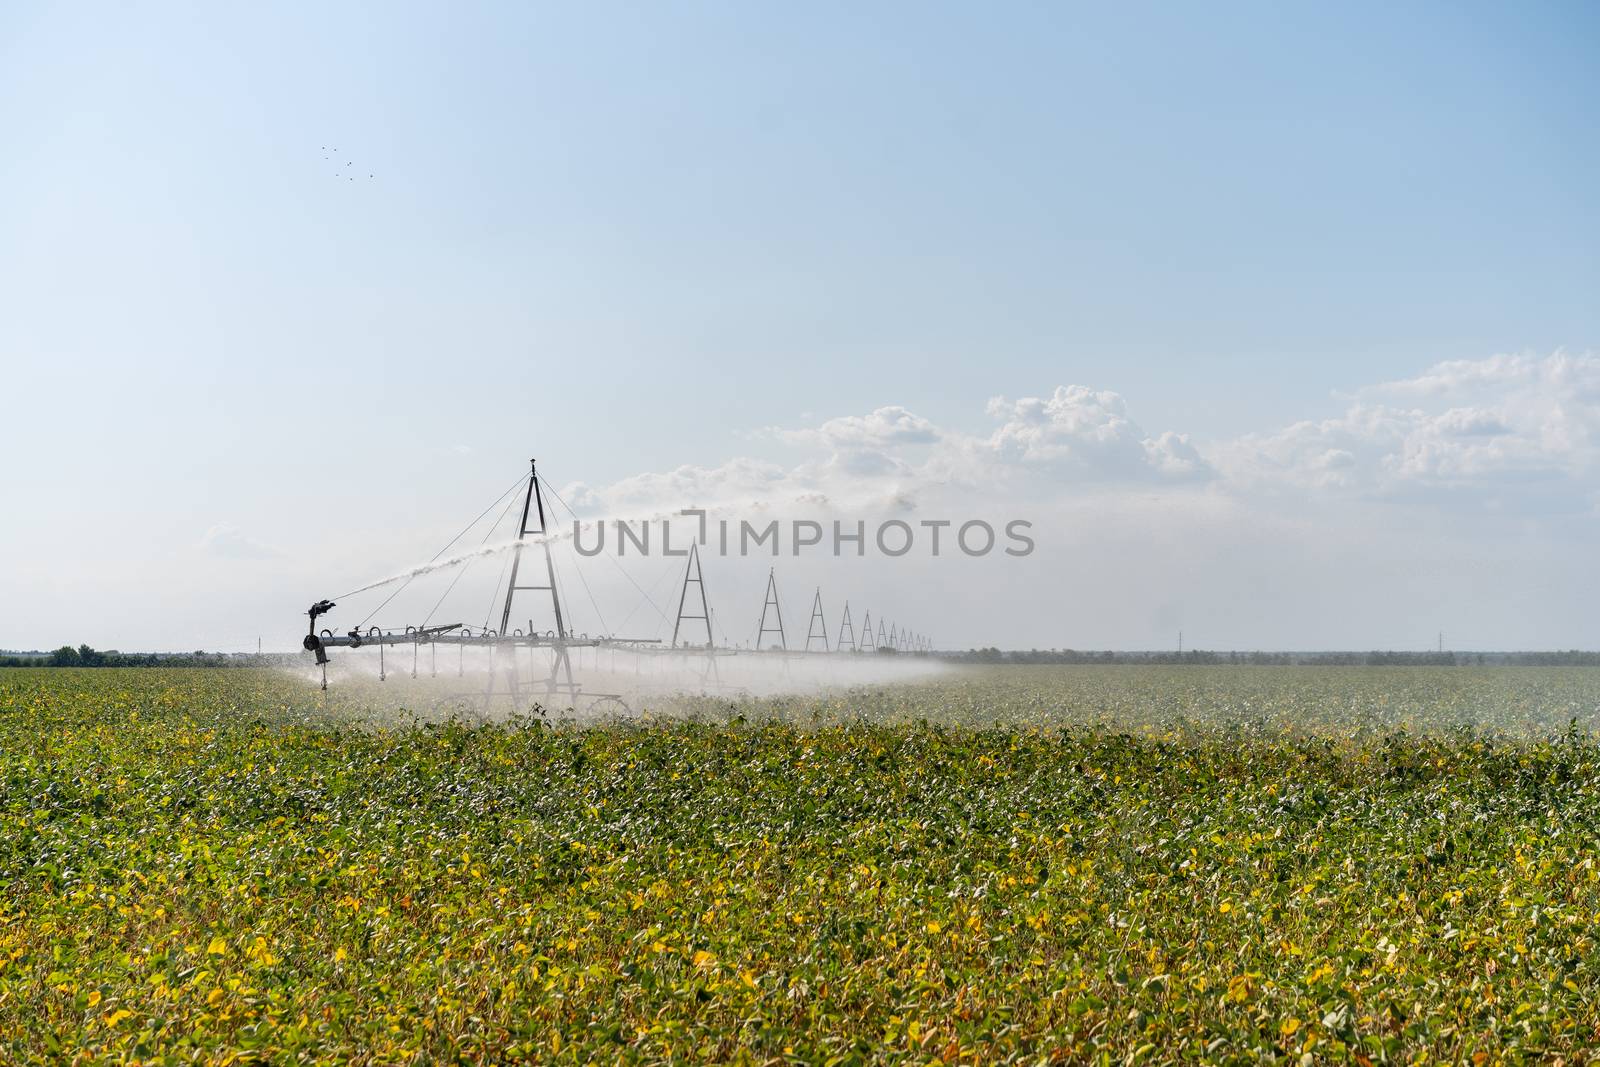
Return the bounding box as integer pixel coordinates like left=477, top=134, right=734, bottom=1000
left=3, top=2, right=1597, bottom=651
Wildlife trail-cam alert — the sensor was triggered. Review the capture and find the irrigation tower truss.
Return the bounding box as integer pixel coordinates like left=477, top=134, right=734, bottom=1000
left=301, top=458, right=935, bottom=705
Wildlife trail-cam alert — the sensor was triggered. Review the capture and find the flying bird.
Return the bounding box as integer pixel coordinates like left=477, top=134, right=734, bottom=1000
left=322, top=146, right=374, bottom=181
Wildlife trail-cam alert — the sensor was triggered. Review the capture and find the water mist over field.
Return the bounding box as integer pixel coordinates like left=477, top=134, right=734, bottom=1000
left=285, top=643, right=949, bottom=723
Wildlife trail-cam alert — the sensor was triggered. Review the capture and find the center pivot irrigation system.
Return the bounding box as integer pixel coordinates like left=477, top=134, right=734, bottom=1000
left=302, top=458, right=933, bottom=709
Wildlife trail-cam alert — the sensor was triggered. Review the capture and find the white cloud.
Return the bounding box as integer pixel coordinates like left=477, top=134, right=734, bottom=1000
left=1220, top=351, right=1600, bottom=497
left=562, top=457, right=793, bottom=514
left=555, top=350, right=1600, bottom=531
left=563, top=384, right=1212, bottom=524
left=1367, top=352, right=1542, bottom=397
left=981, top=386, right=1211, bottom=482
left=776, top=405, right=941, bottom=450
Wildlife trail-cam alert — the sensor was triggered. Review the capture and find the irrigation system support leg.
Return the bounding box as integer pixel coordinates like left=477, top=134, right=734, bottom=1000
left=755, top=569, right=787, bottom=651
left=672, top=542, right=714, bottom=648
left=498, top=460, right=568, bottom=642
left=804, top=588, right=830, bottom=653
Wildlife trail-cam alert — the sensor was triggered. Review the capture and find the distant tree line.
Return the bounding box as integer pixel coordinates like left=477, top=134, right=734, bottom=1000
left=947, top=648, right=1600, bottom=667
left=7, top=644, right=1600, bottom=669
left=0, top=645, right=263, bottom=668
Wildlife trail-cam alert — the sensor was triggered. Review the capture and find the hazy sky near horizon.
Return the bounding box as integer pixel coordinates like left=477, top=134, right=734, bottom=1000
left=3, top=2, right=1598, bottom=653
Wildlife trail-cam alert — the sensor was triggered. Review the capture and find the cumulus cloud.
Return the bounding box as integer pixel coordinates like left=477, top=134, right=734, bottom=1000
left=557, top=351, right=1599, bottom=526
left=1367, top=352, right=1543, bottom=397
left=562, top=384, right=1211, bottom=523
left=981, top=386, right=1209, bottom=482
left=561, top=458, right=796, bottom=516
left=1219, top=351, right=1600, bottom=498
left=776, top=405, right=941, bottom=450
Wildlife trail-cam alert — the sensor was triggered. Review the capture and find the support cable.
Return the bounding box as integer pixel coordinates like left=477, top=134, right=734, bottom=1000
left=537, top=475, right=674, bottom=630
left=338, top=473, right=525, bottom=601
left=484, top=549, right=514, bottom=631
left=423, top=489, right=523, bottom=627
left=550, top=553, right=577, bottom=634
left=614, top=559, right=679, bottom=634
left=344, top=472, right=528, bottom=629
left=556, top=542, right=612, bottom=638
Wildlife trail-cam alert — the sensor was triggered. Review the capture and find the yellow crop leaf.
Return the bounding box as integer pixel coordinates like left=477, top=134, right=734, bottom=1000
left=207, top=937, right=228, bottom=956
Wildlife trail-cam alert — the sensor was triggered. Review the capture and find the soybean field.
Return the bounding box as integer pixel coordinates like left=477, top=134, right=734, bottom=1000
left=4, top=666, right=1600, bottom=1063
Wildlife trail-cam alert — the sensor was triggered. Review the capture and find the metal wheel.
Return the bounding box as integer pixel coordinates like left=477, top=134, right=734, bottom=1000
left=585, top=695, right=631, bottom=717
